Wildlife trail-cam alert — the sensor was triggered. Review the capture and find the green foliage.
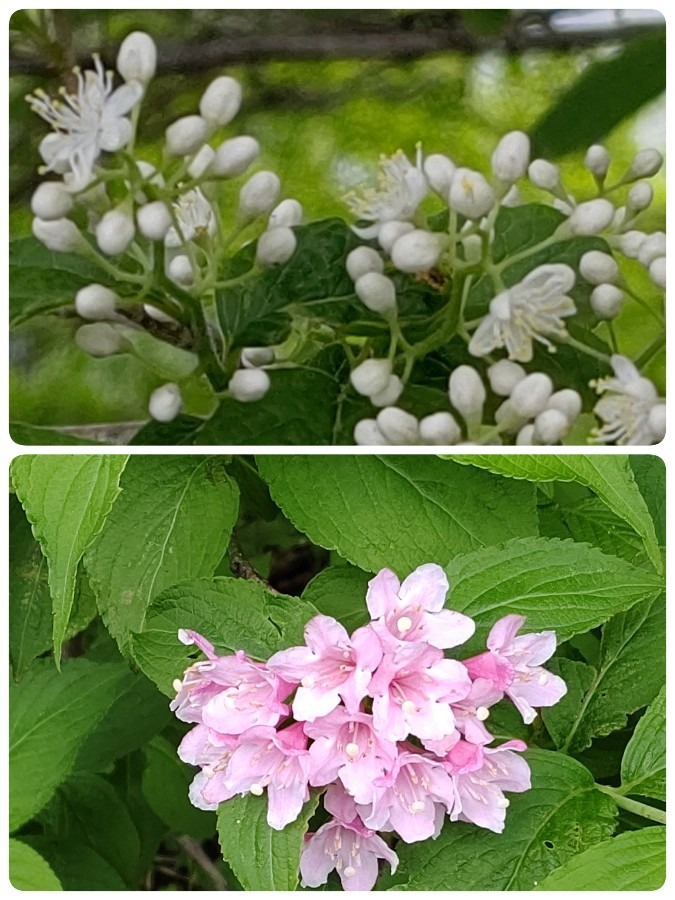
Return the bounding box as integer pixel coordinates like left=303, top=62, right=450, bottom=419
left=9, top=839, right=62, bottom=890
left=620, top=686, right=665, bottom=801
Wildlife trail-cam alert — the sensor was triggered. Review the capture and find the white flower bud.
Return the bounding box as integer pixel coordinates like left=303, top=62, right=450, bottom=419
left=494, top=399, right=526, bottom=433
left=199, top=76, right=242, bottom=126
left=238, top=171, right=281, bottom=219
left=211, top=136, right=260, bottom=177
left=501, top=185, right=521, bottom=208
left=32, top=217, right=82, bottom=252
left=423, top=153, right=456, bottom=197
left=350, top=359, right=392, bottom=397
left=391, top=229, right=443, bottom=274
left=449, top=168, right=496, bottom=219
left=579, top=250, right=619, bottom=285
left=516, top=423, right=536, bottom=445
left=648, top=404, right=666, bottom=442
left=241, top=347, right=275, bottom=368
left=584, top=144, right=610, bottom=179
left=269, top=199, right=303, bottom=229
left=31, top=182, right=73, bottom=220
left=149, top=383, right=182, bottom=423
left=96, top=207, right=135, bottom=256
left=229, top=368, right=271, bottom=402
left=419, top=411, right=461, bottom=445
left=168, top=255, right=195, bottom=286
left=528, top=159, right=560, bottom=191
left=591, top=284, right=624, bottom=319
left=510, top=373, right=553, bottom=418
left=117, top=31, right=157, bottom=85
left=255, top=227, right=297, bottom=266
left=355, top=272, right=397, bottom=316
left=378, top=221, right=415, bottom=254
left=137, top=201, right=172, bottom=241
left=616, top=230, right=646, bottom=259
left=649, top=256, right=666, bottom=290
left=75, top=284, right=118, bottom=320
left=376, top=407, right=419, bottom=445
left=462, top=234, right=482, bottom=264
left=628, top=149, right=663, bottom=179
left=144, top=304, right=177, bottom=324
left=553, top=198, right=574, bottom=216
left=449, top=366, right=486, bottom=423
left=638, top=232, right=666, bottom=267
left=491, top=131, right=530, bottom=183
left=566, top=199, right=614, bottom=236
left=346, top=246, right=384, bottom=282
left=165, top=116, right=209, bottom=157
left=370, top=375, right=404, bottom=408
left=353, top=418, right=389, bottom=446
left=75, top=323, right=122, bottom=357
left=487, top=359, right=526, bottom=397
left=626, top=181, right=653, bottom=213
left=534, top=408, right=569, bottom=444
left=187, top=144, right=215, bottom=179
left=547, top=389, right=582, bottom=423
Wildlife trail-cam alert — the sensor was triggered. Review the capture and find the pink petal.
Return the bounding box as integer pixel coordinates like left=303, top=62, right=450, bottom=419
left=487, top=614, right=526, bottom=652
left=339, top=846, right=379, bottom=891
left=304, top=615, right=350, bottom=655
left=267, top=780, right=308, bottom=830
left=512, top=631, right=557, bottom=666
left=293, top=684, right=341, bottom=722
left=351, top=624, right=384, bottom=671
left=366, top=568, right=401, bottom=619
left=267, top=645, right=315, bottom=682
left=423, top=608, right=475, bottom=649
left=300, top=828, right=337, bottom=888
left=464, top=651, right=515, bottom=690
left=398, top=563, right=449, bottom=612
left=324, top=782, right=359, bottom=821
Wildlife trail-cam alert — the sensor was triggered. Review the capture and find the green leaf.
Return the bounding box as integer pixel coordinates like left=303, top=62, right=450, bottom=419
left=560, top=498, right=646, bottom=567
left=620, top=685, right=665, bottom=801
left=557, top=593, right=665, bottom=753
left=534, top=826, right=665, bottom=891
left=218, top=791, right=321, bottom=890
left=256, top=455, right=537, bottom=573
left=11, top=455, right=128, bottom=661
left=445, top=537, right=661, bottom=645
left=391, top=750, right=617, bottom=890
left=450, top=455, right=663, bottom=574
left=531, top=31, right=666, bottom=157
left=112, top=324, right=200, bottom=380
left=10, top=423, right=105, bottom=445
left=9, top=658, right=127, bottom=832
left=301, top=565, right=371, bottom=632
left=85, top=456, right=239, bottom=653
left=629, top=456, right=665, bottom=545
left=541, top=659, right=597, bottom=749
left=142, top=736, right=216, bottom=840
left=9, top=838, right=62, bottom=890
left=130, top=577, right=318, bottom=695
left=18, top=838, right=126, bottom=890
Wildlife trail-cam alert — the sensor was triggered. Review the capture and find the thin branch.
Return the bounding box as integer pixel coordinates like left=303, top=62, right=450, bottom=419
left=177, top=835, right=228, bottom=891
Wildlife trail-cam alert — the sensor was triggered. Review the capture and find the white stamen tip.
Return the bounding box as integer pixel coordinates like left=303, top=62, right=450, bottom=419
left=250, top=783, right=264, bottom=796
left=411, top=800, right=426, bottom=813
left=397, top=616, right=413, bottom=633
left=538, top=673, right=549, bottom=685
left=343, top=866, right=356, bottom=878
left=345, top=742, right=360, bottom=758
left=172, top=678, right=183, bottom=693
left=497, top=798, right=510, bottom=809
left=476, top=706, right=490, bottom=721
left=301, top=675, right=316, bottom=689
left=177, top=628, right=193, bottom=645
left=402, top=700, right=417, bottom=715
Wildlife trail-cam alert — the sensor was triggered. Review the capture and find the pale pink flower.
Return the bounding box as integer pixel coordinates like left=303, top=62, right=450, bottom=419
left=178, top=724, right=240, bottom=811
left=366, top=564, right=475, bottom=650
left=267, top=616, right=382, bottom=720
left=300, top=816, right=398, bottom=891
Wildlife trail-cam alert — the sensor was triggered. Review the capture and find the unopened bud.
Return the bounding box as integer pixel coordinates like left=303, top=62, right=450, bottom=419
left=31, top=181, right=73, bottom=220
left=355, top=272, right=397, bottom=316
left=584, top=144, right=611, bottom=179
left=491, top=131, right=530, bottom=183
left=628, top=148, right=663, bottom=180
left=165, top=116, right=209, bottom=157
left=638, top=232, right=666, bottom=267
left=269, top=199, right=303, bottom=229
left=591, top=283, right=624, bottom=319
left=241, top=347, right=275, bottom=368
left=423, top=153, right=456, bottom=197
left=199, top=76, right=242, bottom=126
left=32, top=217, right=82, bottom=252
left=648, top=404, right=666, bottom=442
left=449, top=366, right=486, bottom=423
left=376, top=407, right=419, bottom=445
left=626, top=181, right=653, bottom=213
left=616, top=230, right=646, bottom=259
left=144, top=304, right=177, bottom=324
left=353, top=418, right=389, bottom=446
left=346, top=246, right=384, bottom=282
left=462, top=234, right=482, bottom=264
left=649, top=256, right=666, bottom=290
left=566, top=199, right=614, bottom=236
left=168, top=255, right=195, bottom=286
left=449, top=168, right=495, bottom=219
left=547, top=389, right=582, bottom=423
left=211, top=135, right=260, bottom=178
left=487, top=359, right=526, bottom=397
left=528, top=159, right=560, bottom=191
left=370, top=375, right=404, bottom=408
left=534, top=408, right=569, bottom=444
left=96, top=207, right=135, bottom=255
left=510, top=373, right=553, bottom=418
left=391, top=229, right=443, bottom=274
left=228, top=368, right=271, bottom=402
left=187, top=144, right=215, bottom=179
left=137, top=201, right=172, bottom=241
left=255, top=227, right=297, bottom=266
left=494, top=399, right=526, bottom=433
left=579, top=250, right=619, bottom=285
left=516, top=423, right=535, bottom=445
left=419, top=411, right=461, bottom=445
left=238, top=171, right=281, bottom=219
left=117, top=31, right=157, bottom=84
left=75, top=284, right=118, bottom=320
left=378, top=221, right=414, bottom=254
left=350, top=359, right=392, bottom=397
left=75, top=323, right=121, bottom=357
left=149, top=383, right=182, bottom=422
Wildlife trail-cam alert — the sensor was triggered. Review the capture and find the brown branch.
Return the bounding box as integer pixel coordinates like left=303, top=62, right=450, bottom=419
left=176, top=835, right=228, bottom=891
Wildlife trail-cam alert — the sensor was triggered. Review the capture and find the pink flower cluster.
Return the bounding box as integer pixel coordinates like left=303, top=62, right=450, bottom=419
left=171, top=564, right=566, bottom=891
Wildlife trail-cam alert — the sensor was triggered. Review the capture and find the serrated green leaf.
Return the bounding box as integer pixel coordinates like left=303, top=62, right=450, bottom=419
left=9, top=838, right=62, bottom=890
left=629, top=455, right=665, bottom=545
left=620, top=685, right=665, bottom=801
left=561, top=498, right=646, bottom=566
left=391, top=750, right=616, bottom=890
left=218, top=791, right=321, bottom=890
left=85, top=456, right=239, bottom=654
left=302, top=565, right=371, bottom=632
left=11, top=455, right=128, bottom=661
left=534, top=826, right=665, bottom=891
left=541, top=659, right=596, bottom=749
left=18, top=838, right=126, bottom=890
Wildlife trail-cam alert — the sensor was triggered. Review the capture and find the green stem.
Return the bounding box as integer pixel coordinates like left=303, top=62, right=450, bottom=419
left=562, top=335, right=612, bottom=365
left=606, top=320, right=619, bottom=354
left=635, top=333, right=666, bottom=369
left=594, top=784, right=666, bottom=825
left=494, top=233, right=559, bottom=274
left=623, top=285, right=665, bottom=327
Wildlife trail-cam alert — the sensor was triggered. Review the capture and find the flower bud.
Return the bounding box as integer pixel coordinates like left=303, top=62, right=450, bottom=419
left=241, top=347, right=275, bottom=368
left=117, top=31, right=157, bottom=85
left=533, top=408, right=569, bottom=444
left=269, top=199, right=303, bottom=229
left=584, top=144, right=610, bottom=179
left=626, top=181, right=653, bottom=213
left=165, top=116, right=209, bottom=157
left=149, top=383, right=182, bottom=422
left=350, top=359, right=392, bottom=397
left=346, top=246, right=384, bottom=282
left=32, top=217, right=82, bottom=252
left=75, top=323, right=122, bottom=357
left=628, top=149, right=663, bottom=179
left=528, top=159, right=560, bottom=191
left=648, top=404, right=666, bottom=443
left=566, top=199, right=614, bottom=236
left=199, top=76, right=242, bottom=126
left=449, top=366, right=486, bottom=423
left=591, top=284, right=624, bottom=319
left=370, top=375, right=404, bottom=408
left=649, top=256, right=666, bottom=290
left=228, top=368, right=271, bottom=402
left=510, top=373, right=553, bottom=418
left=187, top=144, right=215, bottom=179
left=449, top=168, right=495, bottom=219
left=75, top=284, right=118, bottom=320
left=31, top=181, right=73, bottom=220
left=137, top=201, right=172, bottom=241
left=616, top=230, right=646, bottom=259
left=168, top=255, right=195, bottom=286
left=353, top=418, right=389, bottom=446
left=501, top=184, right=521, bottom=207
left=355, top=272, right=397, bottom=316
left=547, top=389, right=582, bottom=423
left=487, top=359, right=526, bottom=397
left=238, top=171, right=281, bottom=219
left=423, top=153, right=456, bottom=197
left=419, top=411, right=461, bottom=445
left=516, top=423, right=535, bottom=445
left=376, top=407, right=419, bottom=445
left=462, top=234, right=482, bottom=264
left=494, top=399, right=526, bottom=433
left=391, top=229, right=443, bottom=274
left=255, top=227, right=297, bottom=266
left=211, top=136, right=260, bottom=177
left=491, top=131, right=530, bottom=183
left=579, top=250, right=619, bottom=285
left=144, top=304, right=177, bottom=324
left=378, top=221, right=414, bottom=254
left=96, top=207, right=135, bottom=255
left=638, top=232, right=666, bottom=267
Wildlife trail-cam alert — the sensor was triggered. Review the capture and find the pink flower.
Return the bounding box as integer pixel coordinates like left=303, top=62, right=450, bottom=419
left=178, top=724, right=240, bottom=811
left=366, top=565, right=475, bottom=650
left=223, top=723, right=311, bottom=829
left=300, top=816, right=398, bottom=891
left=464, top=615, right=567, bottom=724
left=267, top=615, right=383, bottom=720
left=368, top=642, right=472, bottom=741
left=305, top=708, right=397, bottom=804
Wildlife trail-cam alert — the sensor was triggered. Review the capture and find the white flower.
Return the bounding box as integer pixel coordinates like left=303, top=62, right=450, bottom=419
left=165, top=188, right=216, bottom=248
left=592, top=355, right=664, bottom=445
left=345, top=148, right=428, bottom=239
left=117, top=31, right=157, bottom=85
left=27, top=55, right=142, bottom=188
left=448, top=168, right=495, bottom=219
left=468, top=264, right=576, bottom=363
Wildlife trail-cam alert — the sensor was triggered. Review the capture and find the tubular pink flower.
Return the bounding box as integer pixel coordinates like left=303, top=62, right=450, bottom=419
left=300, top=816, right=398, bottom=891
left=178, top=724, right=240, bottom=811
left=267, top=616, right=383, bottom=720
left=366, top=564, right=475, bottom=650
